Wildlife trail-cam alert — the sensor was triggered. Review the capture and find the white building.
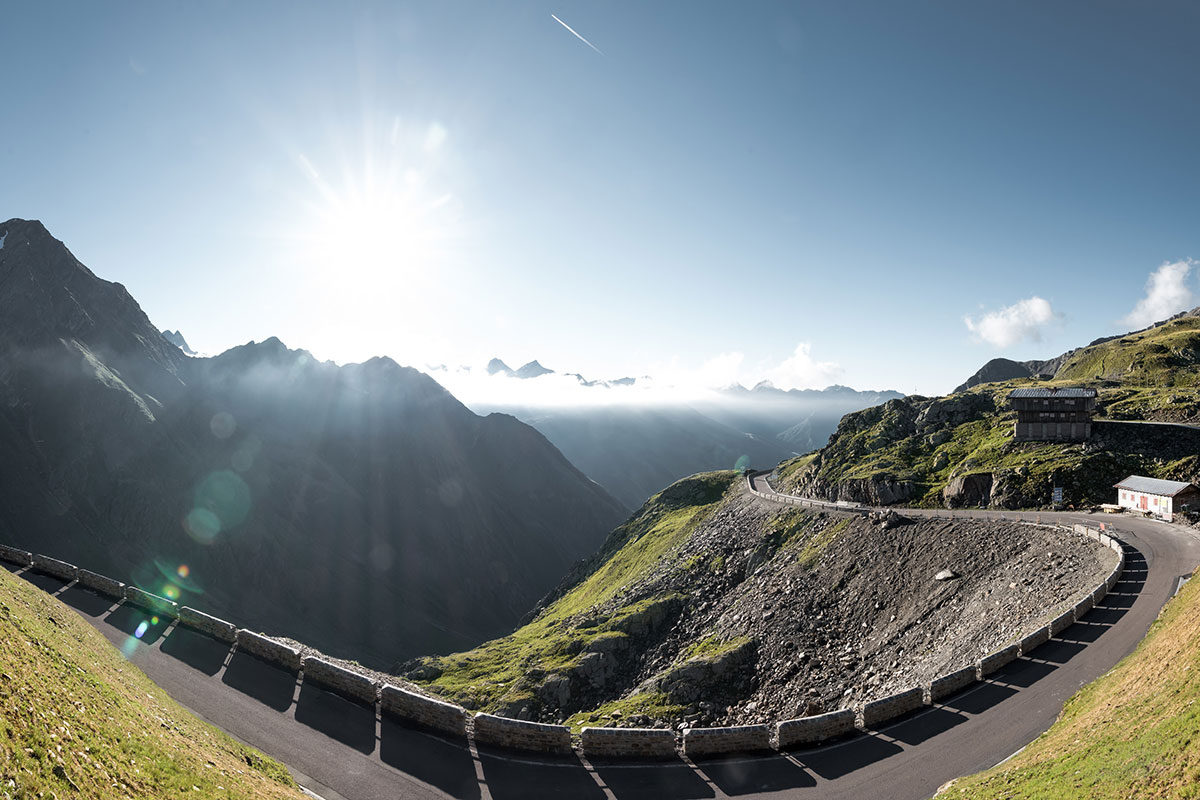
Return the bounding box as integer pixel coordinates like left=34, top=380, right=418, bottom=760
left=1114, top=476, right=1200, bottom=522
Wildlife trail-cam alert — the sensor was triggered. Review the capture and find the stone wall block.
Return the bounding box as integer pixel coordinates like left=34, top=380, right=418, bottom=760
left=1049, top=609, right=1075, bottom=637
left=235, top=630, right=302, bottom=672
left=473, top=713, right=572, bottom=754
left=178, top=606, right=237, bottom=643
left=32, top=554, right=77, bottom=582
left=124, top=586, right=179, bottom=618
left=303, top=657, right=379, bottom=705
left=76, top=569, right=125, bottom=599
left=380, top=685, right=469, bottom=736
left=1018, top=626, right=1051, bottom=656
left=929, top=666, right=978, bottom=702
left=682, top=725, right=772, bottom=757
left=978, top=644, right=1019, bottom=677
left=859, top=686, right=926, bottom=728
left=0, top=545, right=32, bottom=568
left=581, top=727, right=677, bottom=759
left=776, top=710, right=855, bottom=748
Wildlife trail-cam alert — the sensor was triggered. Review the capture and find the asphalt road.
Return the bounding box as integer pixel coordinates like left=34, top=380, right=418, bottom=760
left=14, top=476, right=1200, bottom=800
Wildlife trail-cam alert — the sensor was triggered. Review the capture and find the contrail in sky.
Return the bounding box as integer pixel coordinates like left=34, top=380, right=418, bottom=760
left=551, top=14, right=604, bottom=55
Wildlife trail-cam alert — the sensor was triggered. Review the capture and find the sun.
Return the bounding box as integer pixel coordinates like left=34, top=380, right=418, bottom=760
left=292, top=120, right=460, bottom=298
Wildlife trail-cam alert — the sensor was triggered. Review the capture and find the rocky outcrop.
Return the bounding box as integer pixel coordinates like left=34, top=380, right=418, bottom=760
left=943, top=473, right=994, bottom=508
left=641, top=638, right=758, bottom=705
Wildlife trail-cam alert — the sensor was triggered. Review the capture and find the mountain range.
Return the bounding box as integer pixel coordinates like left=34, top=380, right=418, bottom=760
left=0, top=218, right=628, bottom=666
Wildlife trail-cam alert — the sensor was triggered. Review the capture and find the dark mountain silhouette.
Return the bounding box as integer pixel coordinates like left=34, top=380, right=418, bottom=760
left=0, top=218, right=627, bottom=666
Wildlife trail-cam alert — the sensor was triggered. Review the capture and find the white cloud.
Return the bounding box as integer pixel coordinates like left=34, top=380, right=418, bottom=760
left=763, top=342, right=843, bottom=390
left=1121, top=260, right=1195, bottom=330
left=964, top=296, right=1057, bottom=348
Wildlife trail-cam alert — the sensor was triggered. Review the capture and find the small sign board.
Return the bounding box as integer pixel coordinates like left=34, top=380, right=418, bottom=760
left=1052, top=487, right=1063, bottom=506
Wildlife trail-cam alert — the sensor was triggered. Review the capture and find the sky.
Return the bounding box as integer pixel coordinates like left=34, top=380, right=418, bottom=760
left=2, top=1, right=1199, bottom=397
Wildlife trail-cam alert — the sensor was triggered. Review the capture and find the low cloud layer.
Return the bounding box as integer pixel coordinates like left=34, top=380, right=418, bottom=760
left=764, top=342, right=843, bottom=390
left=964, top=296, right=1057, bottom=348
left=429, top=341, right=844, bottom=408
left=1122, top=260, right=1195, bottom=330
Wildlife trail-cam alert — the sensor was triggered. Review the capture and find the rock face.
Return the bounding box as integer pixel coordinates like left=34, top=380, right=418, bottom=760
left=943, top=473, right=994, bottom=508
left=0, top=218, right=628, bottom=667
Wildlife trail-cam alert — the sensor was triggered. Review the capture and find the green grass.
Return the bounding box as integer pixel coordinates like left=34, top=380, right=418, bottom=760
left=680, top=634, right=753, bottom=662
left=0, top=566, right=303, bottom=800
left=414, top=472, right=738, bottom=713
left=563, top=693, right=689, bottom=733
left=940, top=567, right=1200, bottom=799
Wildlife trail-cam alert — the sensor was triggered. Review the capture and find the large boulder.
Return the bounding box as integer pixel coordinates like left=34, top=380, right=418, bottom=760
left=943, top=473, right=994, bottom=508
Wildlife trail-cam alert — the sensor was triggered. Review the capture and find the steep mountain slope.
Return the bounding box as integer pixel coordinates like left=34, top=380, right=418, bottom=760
left=780, top=313, right=1200, bottom=509
left=404, top=473, right=1113, bottom=729
left=473, top=383, right=902, bottom=509
left=477, top=404, right=791, bottom=508
left=940, top=567, right=1200, bottom=799
left=0, top=565, right=303, bottom=800
left=0, top=218, right=627, bottom=667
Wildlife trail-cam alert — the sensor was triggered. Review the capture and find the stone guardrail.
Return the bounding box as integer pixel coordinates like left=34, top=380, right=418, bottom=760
left=235, top=629, right=302, bottom=673
left=473, top=713, right=573, bottom=754
left=33, top=553, right=78, bottom=582
left=179, top=606, right=237, bottom=643
left=929, top=666, right=978, bottom=703
left=776, top=708, right=856, bottom=748
left=303, top=656, right=379, bottom=705
left=124, top=585, right=179, bottom=618
left=77, top=569, right=125, bottom=599
left=5, top=507, right=1127, bottom=761
left=381, top=684, right=470, bottom=737
left=580, top=726, right=677, bottom=759
left=682, top=724, right=772, bottom=757
left=0, top=544, right=33, bottom=568
left=859, top=686, right=926, bottom=729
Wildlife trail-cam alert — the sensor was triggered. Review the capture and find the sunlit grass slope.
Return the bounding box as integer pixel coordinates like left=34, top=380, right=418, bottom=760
left=940, top=574, right=1200, bottom=799
left=412, top=471, right=736, bottom=716
left=0, top=566, right=304, bottom=800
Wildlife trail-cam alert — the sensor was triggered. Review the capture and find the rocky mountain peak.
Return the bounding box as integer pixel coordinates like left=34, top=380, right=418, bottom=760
left=487, top=358, right=514, bottom=376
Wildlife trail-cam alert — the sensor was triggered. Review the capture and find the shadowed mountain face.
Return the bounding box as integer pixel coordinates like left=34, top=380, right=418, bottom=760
left=0, top=218, right=628, bottom=666
left=474, top=385, right=903, bottom=509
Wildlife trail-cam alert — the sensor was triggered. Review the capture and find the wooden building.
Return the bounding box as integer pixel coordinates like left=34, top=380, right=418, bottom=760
left=1114, top=475, right=1200, bottom=522
left=1008, top=387, right=1097, bottom=442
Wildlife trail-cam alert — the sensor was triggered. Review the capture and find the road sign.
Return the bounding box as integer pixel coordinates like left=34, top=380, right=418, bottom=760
left=1052, top=487, right=1063, bottom=505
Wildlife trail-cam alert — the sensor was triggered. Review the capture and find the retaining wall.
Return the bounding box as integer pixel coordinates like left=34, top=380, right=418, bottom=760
left=303, top=657, right=378, bottom=705
left=76, top=569, right=125, bottom=599
left=0, top=545, right=32, bottom=568
left=1018, top=625, right=1051, bottom=656
left=178, top=606, right=237, bottom=643
left=1091, top=583, right=1108, bottom=606
left=776, top=709, right=855, bottom=748
left=235, top=630, right=302, bottom=672
left=1074, top=593, right=1094, bottom=619
left=978, top=644, right=1019, bottom=676
left=32, top=554, right=77, bottom=582
left=124, top=586, right=179, bottom=618
left=1049, top=609, right=1075, bottom=637
left=929, top=665, right=978, bottom=702
left=682, top=724, right=772, bottom=757
left=580, top=727, right=677, bottom=759
left=859, top=686, right=925, bottom=728
left=472, top=713, right=572, bottom=754
left=380, top=685, right=469, bottom=737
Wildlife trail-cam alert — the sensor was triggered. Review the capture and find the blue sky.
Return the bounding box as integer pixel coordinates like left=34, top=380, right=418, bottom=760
left=2, top=1, right=1199, bottom=395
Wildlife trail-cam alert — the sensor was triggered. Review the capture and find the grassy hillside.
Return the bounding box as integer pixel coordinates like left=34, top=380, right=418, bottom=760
left=407, top=471, right=738, bottom=719
left=0, top=566, right=304, bottom=800
left=779, top=315, right=1200, bottom=509
left=939, top=569, right=1200, bottom=799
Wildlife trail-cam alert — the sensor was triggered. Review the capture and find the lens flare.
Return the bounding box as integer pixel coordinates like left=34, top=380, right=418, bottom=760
left=134, top=621, right=149, bottom=639
left=163, top=584, right=180, bottom=601
left=210, top=411, right=237, bottom=439
left=177, top=564, right=190, bottom=579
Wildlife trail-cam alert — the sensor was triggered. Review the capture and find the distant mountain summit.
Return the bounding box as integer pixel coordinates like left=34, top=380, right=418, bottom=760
left=486, top=357, right=514, bottom=376
left=514, top=359, right=553, bottom=379
left=0, top=218, right=627, bottom=665
left=161, top=329, right=196, bottom=355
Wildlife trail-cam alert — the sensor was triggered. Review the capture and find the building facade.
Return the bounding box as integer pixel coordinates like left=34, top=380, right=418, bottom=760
left=1114, top=475, right=1200, bottom=522
left=1008, top=387, right=1097, bottom=442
